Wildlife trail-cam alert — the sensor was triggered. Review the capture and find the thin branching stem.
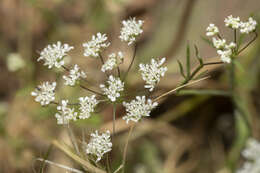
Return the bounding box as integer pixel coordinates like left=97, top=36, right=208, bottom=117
left=123, top=44, right=137, bottom=81
left=217, top=33, right=223, bottom=39
left=61, top=65, right=104, bottom=96
left=122, top=124, right=134, bottom=173
left=238, top=31, right=258, bottom=54
left=52, top=140, right=106, bottom=173
left=37, top=158, right=84, bottom=173
left=99, top=55, right=109, bottom=78
left=79, top=84, right=104, bottom=96
left=67, top=123, right=80, bottom=155
left=51, top=101, right=79, bottom=106
left=181, top=61, right=223, bottom=85
left=117, top=66, right=121, bottom=78
left=153, top=76, right=210, bottom=102
left=112, top=104, right=116, bottom=136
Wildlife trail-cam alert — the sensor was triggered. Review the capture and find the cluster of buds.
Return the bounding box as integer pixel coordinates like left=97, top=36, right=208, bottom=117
left=206, top=15, right=257, bottom=63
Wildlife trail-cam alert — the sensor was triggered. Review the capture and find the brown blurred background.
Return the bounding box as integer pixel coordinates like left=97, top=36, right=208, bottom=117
left=0, top=0, right=260, bottom=172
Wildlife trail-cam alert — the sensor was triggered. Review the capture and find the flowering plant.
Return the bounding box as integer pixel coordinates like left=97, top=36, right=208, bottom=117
left=32, top=16, right=258, bottom=173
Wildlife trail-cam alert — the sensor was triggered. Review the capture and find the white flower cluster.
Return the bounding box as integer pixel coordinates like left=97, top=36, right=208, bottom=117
left=224, top=15, right=257, bottom=33
left=139, top=57, right=167, bottom=91
left=224, top=15, right=241, bottom=29
left=206, top=23, right=219, bottom=36
left=119, top=18, right=144, bottom=45
left=240, top=17, right=258, bottom=34
left=212, top=38, right=226, bottom=49
left=55, top=100, right=78, bottom=125
left=206, top=16, right=257, bottom=63
left=86, top=130, right=112, bottom=162
left=37, top=41, right=74, bottom=69
left=63, top=64, right=86, bottom=86
left=83, top=33, right=110, bottom=57
left=236, top=138, right=260, bottom=173
left=122, top=96, right=158, bottom=123
left=215, top=42, right=236, bottom=63
left=31, top=81, right=56, bottom=106
left=100, top=75, right=124, bottom=102
left=78, top=95, right=99, bottom=119
left=101, top=52, right=124, bottom=72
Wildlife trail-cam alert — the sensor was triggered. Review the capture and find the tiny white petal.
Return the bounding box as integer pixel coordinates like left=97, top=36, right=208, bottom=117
left=37, top=41, right=73, bottom=69
left=63, top=64, right=86, bottom=86
left=119, top=18, right=144, bottom=45
left=83, top=33, right=110, bottom=58
left=100, top=75, right=124, bottom=102
left=224, top=15, right=240, bottom=29
left=55, top=100, right=78, bottom=125
left=31, top=81, right=56, bottom=105
left=85, top=130, right=112, bottom=162
left=206, top=23, right=219, bottom=37
left=78, top=95, right=99, bottom=119
left=139, top=57, right=167, bottom=91
left=122, top=96, right=158, bottom=123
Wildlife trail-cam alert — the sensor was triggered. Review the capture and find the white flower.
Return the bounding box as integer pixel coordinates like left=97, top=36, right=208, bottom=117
left=242, top=138, right=260, bottom=161
left=122, top=96, right=158, bottom=123
left=206, top=23, right=219, bottom=36
left=225, top=42, right=236, bottom=49
left=78, top=95, right=99, bottom=119
left=212, top=37, right=226, bottom=49
left=237, top=161, right=260, bottom=173
left=63, top=64, right=86, bottom=86
left=31, top=81, right=56, bottom=106
left=224, top=15, right=241, bottom=29
left=83, top=33, right=110, bottom=57
left=240, top=17, right=257, bottom=34
left=236, top=138, right=260, bottom=173
left=101, top=52, right=124, bottom=72
left=139, top=57, right=167, bottom=91
left=100, top=75, right=124, bottom=102
left=119, top=18, right=144, bottom=45
left=217, top=49, right=232, bottom=63
left=55, top=100, right=78, bottom=125
left=37, top=41, right=74, bottom=69
left=86, top=130, right=112, bottom=162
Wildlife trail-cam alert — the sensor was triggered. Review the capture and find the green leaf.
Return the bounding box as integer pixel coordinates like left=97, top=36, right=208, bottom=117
left=186, top=44, right=191, bottom=78
left=177, top=60, right=186, bottom=79
left=194, top=45, right=203, bottom=65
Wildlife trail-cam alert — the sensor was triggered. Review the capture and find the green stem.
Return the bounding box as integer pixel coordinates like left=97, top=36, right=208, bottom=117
left=181, top=61, right=223, bottom=85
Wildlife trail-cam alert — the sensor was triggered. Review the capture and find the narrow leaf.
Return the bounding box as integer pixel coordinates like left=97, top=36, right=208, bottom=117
left=177, top=60, right=186, bottom=79
left=194, top=45, right=203, bottom=65
left=39, top=144, right=53, bottom=173
left=186, top=44, right=191, bottom=78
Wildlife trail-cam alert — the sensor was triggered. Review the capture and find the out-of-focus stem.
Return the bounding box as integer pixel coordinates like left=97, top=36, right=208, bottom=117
left=238, top=31, right=258, bottom=54
left=122, top=124, right=134, bottom=173
left=153, top=76, right=210, bottom=102
left=66, top=123, right=80, bottom=155
left=112, top=104, right=116, bottom=136
left=123, top=44, right=137, bottom=81
left=61, top=65, right=104, bottom=96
